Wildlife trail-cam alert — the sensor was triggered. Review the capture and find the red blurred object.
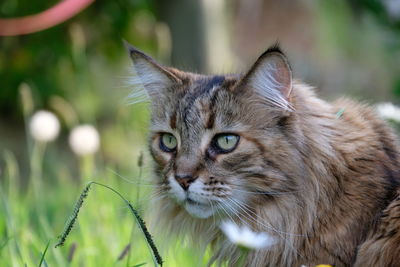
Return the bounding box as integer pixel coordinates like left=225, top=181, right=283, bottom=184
left=0, top=0, right=94, bottom=36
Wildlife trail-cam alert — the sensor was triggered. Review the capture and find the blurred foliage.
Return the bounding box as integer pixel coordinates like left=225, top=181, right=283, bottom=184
left=0, top=0, right=157, bottom=119
left=1, top=0, right=400, bottom=119
left=348, top=0, right=400, bottom=98
left=349, top=0, right=400, bottom=31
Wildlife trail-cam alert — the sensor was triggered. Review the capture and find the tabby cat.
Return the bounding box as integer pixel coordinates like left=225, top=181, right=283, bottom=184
left=126, top=42, right=400, bottom=267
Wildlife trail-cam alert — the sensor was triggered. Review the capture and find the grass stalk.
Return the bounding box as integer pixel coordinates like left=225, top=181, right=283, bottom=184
left=30, top=142, right=46, bottom=204
left=1, top=151, right=24, bottom=265
left=19, top=83, right=34, bottom=160
left=80, top=155, right=94, bottom=181
left=38, top=241, right=50, bottom=267
left=55, top=181, right=163, bottom=266
left=125, top=224, right=135, bottom=267
left=55, top=183, right=92, bottom=248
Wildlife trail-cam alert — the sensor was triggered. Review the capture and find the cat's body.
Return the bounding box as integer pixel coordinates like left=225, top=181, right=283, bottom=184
left=127, top=43, right=400, bottom=267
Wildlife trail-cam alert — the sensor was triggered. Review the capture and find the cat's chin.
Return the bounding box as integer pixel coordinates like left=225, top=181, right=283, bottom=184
left=184, top=201, right=214, bottom=219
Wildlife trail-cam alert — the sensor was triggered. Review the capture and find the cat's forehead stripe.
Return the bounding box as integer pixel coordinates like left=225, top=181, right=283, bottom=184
left=186, top=75, right=225, bottom=103
left=169, top=112, right=177, bottom=129
left=201, top=75, right=225, bottom=92
left=205, top=110, right=215, bottom=129
left=205, top=87, right=221, bottom=129
left=181, top=75, right=225, bottom=128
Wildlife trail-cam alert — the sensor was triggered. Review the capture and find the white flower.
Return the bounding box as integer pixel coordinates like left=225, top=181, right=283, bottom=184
left=220, top=221, right=276, bottom=250
left=376, top=102, right=400, bottom=122
left=69, top=124, right=100, bottom=156
left=29, top=110, right=60, bottom=142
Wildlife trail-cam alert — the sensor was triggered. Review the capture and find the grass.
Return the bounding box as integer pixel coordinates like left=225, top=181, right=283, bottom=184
left=0, top=146, right=207, bottom=266
left=55, top=181, right=163, bottom=266
left=0, top=80, right=206, bottom=266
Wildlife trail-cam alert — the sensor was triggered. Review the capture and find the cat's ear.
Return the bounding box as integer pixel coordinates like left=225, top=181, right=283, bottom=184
left=238, top=45, right=293, bottom=111
left=125, top=41, right=181, bottom=102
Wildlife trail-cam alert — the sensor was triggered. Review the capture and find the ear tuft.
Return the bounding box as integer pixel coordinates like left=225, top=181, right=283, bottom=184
left=264, top=42, right=284, bottom=55
left=239, top=45, right=293, bottom=111
left=124, top=40, right=156, bottom=64
left=124, top=41, right=180, bottom=104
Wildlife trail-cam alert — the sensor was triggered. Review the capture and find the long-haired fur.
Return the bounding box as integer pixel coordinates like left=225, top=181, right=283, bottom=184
left=127, top=43, right=400, bottom=267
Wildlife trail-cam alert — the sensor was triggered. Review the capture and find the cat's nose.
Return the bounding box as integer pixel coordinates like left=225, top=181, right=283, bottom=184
left=175, top=174, right=196, bottom=190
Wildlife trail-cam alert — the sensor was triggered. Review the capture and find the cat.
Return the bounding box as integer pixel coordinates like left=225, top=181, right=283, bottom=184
left=126, top=42, right=400, bottom=267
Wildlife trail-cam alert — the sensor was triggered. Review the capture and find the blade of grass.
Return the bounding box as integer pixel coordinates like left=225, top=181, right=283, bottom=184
left=0, top=172, right=23, bottom=265
left=38, top=241, right=50, bottom=267
left=117, top=243, right=131, bottom=261
left=126, top=225, right=135, bottom=267
left=0, top=236, right=12, bottom=252
left=55, top=181, right=163, bottom=266
left=91, top=182, right=162, bottom=267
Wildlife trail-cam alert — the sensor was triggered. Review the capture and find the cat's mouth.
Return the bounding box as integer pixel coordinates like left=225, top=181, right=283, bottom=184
left=167, top=176, right=215, bottom=218
left=183, top=196, right=214, bottom=219
left=186, top=197, right=208, bottom=206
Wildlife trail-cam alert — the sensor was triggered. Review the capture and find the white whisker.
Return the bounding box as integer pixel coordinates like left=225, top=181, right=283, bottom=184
left=137, top=190, right=168, bottom=208
left=217, top=201, right=237, bottom=226
left=231, top=187, right=301, bottom=196
left=226, top=197, right=304, bottom=260
left=107, top=168, right=161, bottom=187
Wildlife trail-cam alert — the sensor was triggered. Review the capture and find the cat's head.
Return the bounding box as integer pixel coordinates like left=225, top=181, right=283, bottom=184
left=127, top=43, right=299, bottom=219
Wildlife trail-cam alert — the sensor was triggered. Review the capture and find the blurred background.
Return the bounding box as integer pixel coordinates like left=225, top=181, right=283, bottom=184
left=1, top=0, right=400, bottom=266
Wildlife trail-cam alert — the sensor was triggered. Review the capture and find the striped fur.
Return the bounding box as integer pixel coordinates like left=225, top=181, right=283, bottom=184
left=127, top=43, right=400, bottom=267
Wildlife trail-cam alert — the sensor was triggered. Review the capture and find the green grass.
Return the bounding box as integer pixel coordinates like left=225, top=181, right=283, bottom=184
left=0, top=146, right=208, bottom=266
left=0, top=85, right=207, bottom=266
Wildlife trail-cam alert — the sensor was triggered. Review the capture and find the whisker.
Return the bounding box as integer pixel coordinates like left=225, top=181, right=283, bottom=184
left=224, top=197, right=296, bottom=256
left=217, top=201, right=237, bottom=226
left=138, top=188, right=167, bottom=204
left=146, top=193, right=168, bottom=204
left=220, top=201, right=252, bottom=229
left=226, top=197, right=304, bottom=259
left=230, top=187, right=301, bottom=196
left=107, top=168, right=161, bottom=187
left=210, top=199, right=226, bottom=223
left=206, top=198, right=219, bottom=230
left=226, top=197, right=279, bottom=234
left=229, top=197, right=304, bottom=237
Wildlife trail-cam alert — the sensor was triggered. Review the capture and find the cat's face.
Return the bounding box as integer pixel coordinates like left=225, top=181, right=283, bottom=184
left=127, top=44, right=294, bottom=219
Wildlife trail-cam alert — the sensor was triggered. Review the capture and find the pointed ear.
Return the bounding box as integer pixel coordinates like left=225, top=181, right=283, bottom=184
left=124, top=41, right=181, bottom=103
left=238, top=46, right=293, bottom=111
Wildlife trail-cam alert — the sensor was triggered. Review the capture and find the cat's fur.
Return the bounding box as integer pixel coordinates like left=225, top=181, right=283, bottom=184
left=126, top=42, right=400, bottom=267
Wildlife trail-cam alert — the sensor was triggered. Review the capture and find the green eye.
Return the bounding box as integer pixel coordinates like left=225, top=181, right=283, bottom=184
left=215, top=134, right=239, bottom=153
left=160, top=133, right=177, bottom=152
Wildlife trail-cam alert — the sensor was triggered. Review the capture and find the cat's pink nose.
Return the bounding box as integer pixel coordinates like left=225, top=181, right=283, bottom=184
left=175, top=174, right=196, bottom=190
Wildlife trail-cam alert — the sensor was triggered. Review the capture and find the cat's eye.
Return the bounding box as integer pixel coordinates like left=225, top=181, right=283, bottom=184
left=214, top=134, right=240, bottom=153
left=160, top=133, right=177, bottom=152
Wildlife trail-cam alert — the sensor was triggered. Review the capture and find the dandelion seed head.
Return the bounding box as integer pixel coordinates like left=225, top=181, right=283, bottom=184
left=69, top=124, right=100, bottom=156
left=29, top=110, right=60, bottom=142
